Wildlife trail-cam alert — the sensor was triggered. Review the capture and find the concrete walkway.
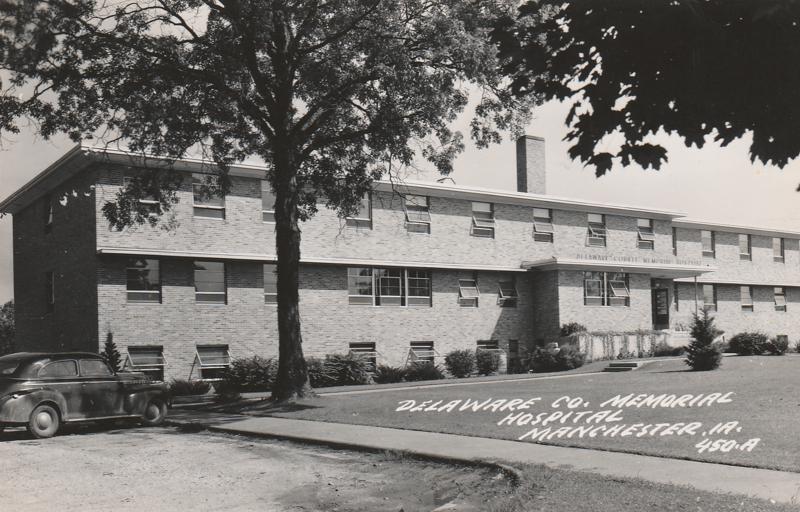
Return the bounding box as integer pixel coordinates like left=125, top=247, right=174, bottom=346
left=167, top=409, right=800, bottom=505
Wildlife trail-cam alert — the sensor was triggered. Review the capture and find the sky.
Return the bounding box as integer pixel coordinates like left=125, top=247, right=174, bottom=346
left=2, top=99, right=800, bottom=303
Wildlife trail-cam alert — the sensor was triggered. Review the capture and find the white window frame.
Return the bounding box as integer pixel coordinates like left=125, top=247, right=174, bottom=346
left=406, top=269, right=432, bottom=307
left=126, top=258, right=161, bottom=303
left=347, top=267, right=374, bottom=305
left=587, top=213, right=607, bottom=247
left=775, top=287, right=787, bottom=311
left=192, top=174, right=226, bottom=219
left=261, top=180, right=276, bottom=223
left=194, top=261, right=227, bottom=304
left=458, top=278, right=480, bottom=307
left=532, top=208, right=554, bottom=242
left=701, top=284, right=717, bottom=311
left=404, top=195, right=431, bottom=234
left=376, top=268, right=404, bottom=306
left=740, top=285, right=753, bottom=311
left=773, top=237, right=785, bottom=263
left=408, top=341, right=437, bottom=364
left=345, top=194, right=372, bottom=228
left=348, top=342, right=378, bottom=371
left=637, top=218, right=655, bottom=250
left=471, top=202, right=495, bottom=238
left=498, top=279, right=518, bottom=307
left=123, top=176, right=160, bottom=209
left=701, top=230, right=715, bottom=258
left=193, top=345, right=231, bottom=381
left=124, top=346, right=166, bottom=381
left=584, top=271, right=629, bottom=307
left=264, top=263, right=278, bottom=304
left=739, top=234, right=751, bottom=261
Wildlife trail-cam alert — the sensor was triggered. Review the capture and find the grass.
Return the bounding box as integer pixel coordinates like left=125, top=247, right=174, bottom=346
left=232, top=355, right=800, bottom=472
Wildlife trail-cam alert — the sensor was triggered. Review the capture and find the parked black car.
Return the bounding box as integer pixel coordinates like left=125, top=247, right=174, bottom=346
left=0, top=352, right=169, bottom=438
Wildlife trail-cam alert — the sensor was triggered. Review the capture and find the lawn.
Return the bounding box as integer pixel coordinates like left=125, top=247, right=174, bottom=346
left=233, top=355, right=800, bottom=472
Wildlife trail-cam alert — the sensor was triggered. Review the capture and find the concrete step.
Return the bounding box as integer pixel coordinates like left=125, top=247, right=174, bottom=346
left=602, top=366, right=634, bottom=372
left=608, top=361, right=642, bottom=368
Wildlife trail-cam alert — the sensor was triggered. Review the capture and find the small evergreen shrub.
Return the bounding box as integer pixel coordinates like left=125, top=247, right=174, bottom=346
left=218, top=356, right=278, bottom=393
left=101, top=332, right=122, bottom=372
left=685, top=310, right=723, bottom=371
left=444, top=349, right=476, bottom=378
left=728, top=332, right=768, bottom=355
left=765, top=337, right=789, bottom=355
left=475, top=349, right=501, bottom=376
left=169, top=379, right=211, bottom=396
left=555, top=345, right=586, bottom=370
left=653, top=341, right=685, bottom=357
left=373, top=364, right=406, bottom=384
left=560, top=323, right=588, bottom=337
left=529, top=346, right=586, bottom=372
left=404, top=361, right=445, bottom=381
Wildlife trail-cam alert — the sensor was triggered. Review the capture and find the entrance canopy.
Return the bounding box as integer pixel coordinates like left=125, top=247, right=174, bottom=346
left=521, top=257, right=714, bottom=279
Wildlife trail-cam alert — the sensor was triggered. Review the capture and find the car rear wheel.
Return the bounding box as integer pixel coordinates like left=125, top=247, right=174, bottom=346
left=28, top=404, right=60, bottom=439
left=141, top=399, right=167, bottom=427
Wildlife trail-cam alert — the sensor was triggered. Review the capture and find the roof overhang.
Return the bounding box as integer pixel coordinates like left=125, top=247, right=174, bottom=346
left=96, top=246, right=529, bottom=273
left=674, top=277, right=800, bottom=288
left=673, top=219, right=800, bottom=240
left=522, top=257, right=715, bottom=279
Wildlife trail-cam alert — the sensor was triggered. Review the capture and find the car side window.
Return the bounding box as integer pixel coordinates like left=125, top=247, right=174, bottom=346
left=79, top=359, right=114, bottom=377
left=39, top=360, right=79, bottom=378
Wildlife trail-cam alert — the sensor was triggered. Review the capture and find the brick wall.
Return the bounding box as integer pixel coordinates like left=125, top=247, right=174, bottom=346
left=97, top=258, right=533, bottom=380
left=13, top=170, right=98, bottom=352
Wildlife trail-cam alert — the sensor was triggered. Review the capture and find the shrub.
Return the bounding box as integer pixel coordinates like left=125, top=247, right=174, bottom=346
left=101, top=332, right=122, bottom=372
left=404, top=361, right=445, bottom=382
left=728, top=332, right=768, bottom=355
left=685, top=310, right=723, bottom=371
left=529, top=345, right=586, bottom=372
left=306, top=353, right=371, bottom=388
left=765, top=337, right=789, bottom=355
left=560, top=323, right=588, bottom=337
left=475, top=349, right=501, bottom=376
left=652, top=341, right=685, bottom=357
left=795, top=340, right=800, bottom=354
left=218, top=356, right=278, bottom=393
left=373, top=364, right=406, bottom=384
left=169, top=379, right=211, bottom=396
left=444, top=350, right=476, bottom=378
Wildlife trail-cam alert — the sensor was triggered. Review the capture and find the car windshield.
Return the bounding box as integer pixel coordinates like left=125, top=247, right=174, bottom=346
left=0, top=361, right=19, bottom=376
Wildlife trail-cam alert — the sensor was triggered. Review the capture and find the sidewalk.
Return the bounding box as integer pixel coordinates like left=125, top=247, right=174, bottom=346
left=167, top=408, right=800, bottom=505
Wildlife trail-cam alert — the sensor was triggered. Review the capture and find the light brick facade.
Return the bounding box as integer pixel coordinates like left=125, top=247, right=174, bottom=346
left=4, top=139, right=800, bottom=380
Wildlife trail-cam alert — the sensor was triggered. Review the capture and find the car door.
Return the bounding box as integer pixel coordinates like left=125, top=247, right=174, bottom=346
left=78, top=359, right=123, bottom=417
left=38, top=359, right=83, bottom=420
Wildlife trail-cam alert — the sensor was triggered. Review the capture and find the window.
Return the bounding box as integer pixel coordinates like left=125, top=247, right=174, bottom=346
left=126, top=258, right=161, bottom=303
left=376, top=268, right=404, bottom=306
left=740, top=286, right=753, bottom=311
left=773, top=237, right=785, bottom=263
left=38, top=360, right=78, bottom=378
left=533, top=208, right=554, bottom=242
left=637, top=219, right=655, bottom=250
left=44, top=195, right=53, bottom=233
left=409, top=341, right=435, bottom=363
left=349, top=342, right=377, bottom=371
left=701, top=230, right=715, bottom=258
left=261, top=181, right=275, bottom=223
left=672, top=227, right=677, bottom=255
left=348, top=267, right=374, bottom=305
left=583, top=271, right=629, bottom=306
left=673, top=282, right=679, bottom=311
left=407, top=269, right=432, bottom=307
left=345, top=194, right=372, bottom=228
left=739, top=234, right=752, bottom=261
left=774, top=287, right=787, bottom=312
left=587, top=213, right=607, bottom=247
left=125, top=346, right=166, bottom=381
left=80, top=359, right=114, bottom=377
left=45, top=271, right=54, bottom=312
left=701, top=284, right=717, bottom=311
left=263, top=264, right=278, bottom=304
left=192, top=174, right=225, bottom=219
left=194, top=261, right=226, bottom=304
left=404, top=195, right=431, bottom=234
left=498, top=279, right=519, bottom=307
left=195, top=345, right=230, bottom=380
left=477, top=340, right=499, bottom=350
left=458, top=278, right=480, bottom=307
left=347, top=268, right=431, bottom=307
left=123, top=176, right=159, bottom=215
left=471, top=202, right=495, bottom=238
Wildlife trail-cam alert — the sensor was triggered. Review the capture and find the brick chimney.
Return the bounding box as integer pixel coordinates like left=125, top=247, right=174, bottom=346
left=516, top=135, right=546, bottom=195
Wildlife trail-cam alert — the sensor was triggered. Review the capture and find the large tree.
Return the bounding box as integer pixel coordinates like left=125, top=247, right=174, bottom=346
left=495, top=0, right=800, bottom=176
left=0, top=0, right=533, bottom=400
left=0, top=300, right=13, bottom=356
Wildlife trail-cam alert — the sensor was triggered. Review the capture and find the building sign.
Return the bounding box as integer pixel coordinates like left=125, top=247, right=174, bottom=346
left=576, top=254, right=703, bottom=267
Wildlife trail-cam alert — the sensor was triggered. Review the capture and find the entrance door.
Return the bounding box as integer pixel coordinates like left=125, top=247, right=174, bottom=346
left=652, top=288, right=670, bottom=330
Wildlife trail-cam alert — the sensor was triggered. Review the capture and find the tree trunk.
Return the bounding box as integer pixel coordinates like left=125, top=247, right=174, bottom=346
left=271, top=147, right=313, bottom=401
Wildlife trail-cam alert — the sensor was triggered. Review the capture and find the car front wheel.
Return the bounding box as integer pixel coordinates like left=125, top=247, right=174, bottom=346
left=28, top=404, right=60, bottom=439
left=141, top=399, right=167, bottom=427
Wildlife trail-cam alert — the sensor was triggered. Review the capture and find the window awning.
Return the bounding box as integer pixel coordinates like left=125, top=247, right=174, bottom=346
left=522, top=257, right=715, bottom=279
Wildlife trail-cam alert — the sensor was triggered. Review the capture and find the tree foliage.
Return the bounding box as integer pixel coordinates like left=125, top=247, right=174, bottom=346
left=101, top=332, right=122, bottom=372
left=0, top=1, right=533, bottom=400
left=685, top=308, right=723, bottom=371
left=496, top=0, right=800, bottom=176
left=0, top=300, right=13, bottom=356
